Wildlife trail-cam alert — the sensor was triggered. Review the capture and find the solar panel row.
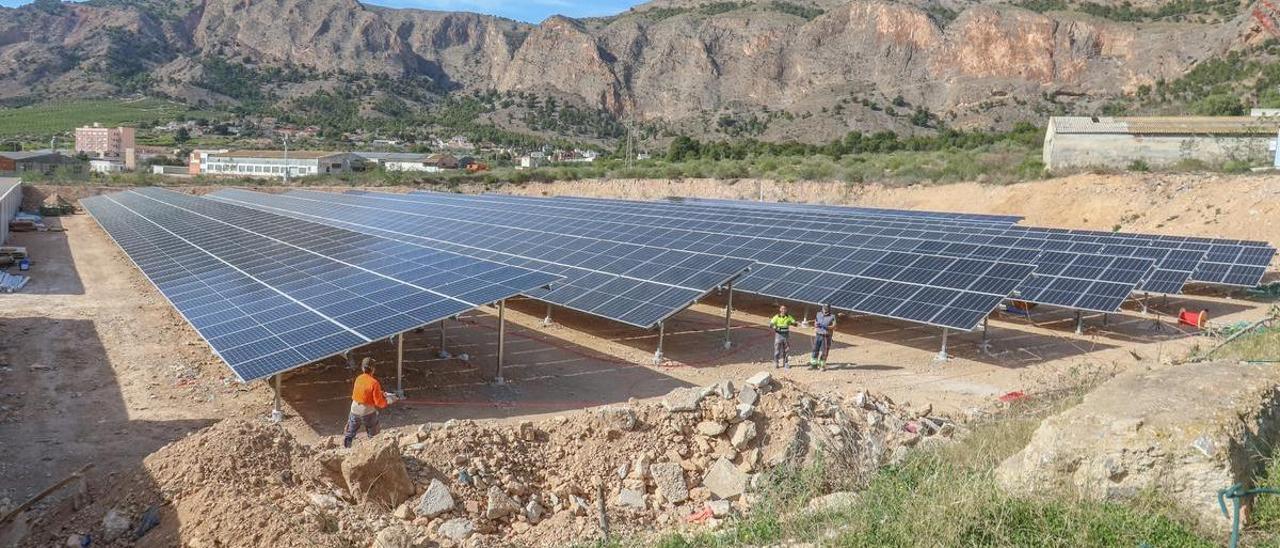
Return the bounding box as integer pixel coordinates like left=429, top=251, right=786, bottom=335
left=83, top=188, right=560, bottom=382
left=387, top=192, right=1152, bottom=313
left=673, top=196, right=1274, bottom=290
left=208, top=189, right=754, bottom=329
left=667, top=197, right=1024, bottom=225
left=469, top=193, right=1264, bottom=296
left=239, top=190, right=1036, bottom=330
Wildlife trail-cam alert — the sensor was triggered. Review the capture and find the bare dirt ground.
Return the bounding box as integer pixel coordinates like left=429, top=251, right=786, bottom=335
left=1, top=173, right=1277, bottom=545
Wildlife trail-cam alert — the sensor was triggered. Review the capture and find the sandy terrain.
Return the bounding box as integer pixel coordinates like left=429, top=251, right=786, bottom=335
left=1, top=174, right=1277, bottom=543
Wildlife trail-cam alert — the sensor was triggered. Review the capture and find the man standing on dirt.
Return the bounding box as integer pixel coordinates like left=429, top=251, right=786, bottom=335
left=770, top=305, right=799, bottom=369
left=809, top=304, right=836, bottom=371
left=343, top=358, right=391, bottom=448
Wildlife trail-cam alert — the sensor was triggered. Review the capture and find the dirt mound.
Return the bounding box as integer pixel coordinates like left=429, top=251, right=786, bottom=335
left=24, top=420, right=356, bottom=548
left=26, top=375, right=949, bottom=547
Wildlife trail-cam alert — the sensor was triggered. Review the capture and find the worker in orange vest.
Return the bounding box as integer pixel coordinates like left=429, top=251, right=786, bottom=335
left=343, top=358, right=394, bottom=448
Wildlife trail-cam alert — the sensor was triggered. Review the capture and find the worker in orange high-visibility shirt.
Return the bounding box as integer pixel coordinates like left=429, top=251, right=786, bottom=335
left=343, top=358, right=394, bottom=448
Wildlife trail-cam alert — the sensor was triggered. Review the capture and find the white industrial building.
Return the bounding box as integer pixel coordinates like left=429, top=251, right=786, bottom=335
left=0, top=178, right=20, bottom=244
left=1043, top=116, right=1280, bottom=172
left=353, top=152, right=443, bottom=173
left=200, top=150, right=359, bottom=179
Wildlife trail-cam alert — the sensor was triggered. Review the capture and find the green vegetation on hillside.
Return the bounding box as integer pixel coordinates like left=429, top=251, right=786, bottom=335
left=0, top=99, right=220, bottom=140
left=1015, top=0, right=1239, bottom=22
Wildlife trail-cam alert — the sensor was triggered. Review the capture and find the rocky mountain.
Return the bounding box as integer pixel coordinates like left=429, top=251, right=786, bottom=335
left=0, top=0, right=1268, bottom=142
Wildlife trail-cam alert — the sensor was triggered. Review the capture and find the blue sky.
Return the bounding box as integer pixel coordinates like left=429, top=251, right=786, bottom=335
left=0, top=0, right=646, bottom=22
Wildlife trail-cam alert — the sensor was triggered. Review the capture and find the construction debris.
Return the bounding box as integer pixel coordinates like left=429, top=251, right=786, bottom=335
left=1, top=272, right=29, bottom=293
left=25, top=374, right=939, bottom=546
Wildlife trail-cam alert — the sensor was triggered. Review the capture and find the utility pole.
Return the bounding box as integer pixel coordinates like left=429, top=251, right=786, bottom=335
left=283, top=137, right=290, bottom=184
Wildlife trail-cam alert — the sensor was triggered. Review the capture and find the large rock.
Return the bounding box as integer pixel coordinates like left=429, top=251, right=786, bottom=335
left=372, top=525, right=413, bottom=548
left=650, top=462, right=689, bottom=504
left=598, top=406, right=639, bottom=431
left=998, top=361, right=1280, bottom=530
left=617, top=488, right=646, bottom=510
left=485, top=486, right=521, bottom=519
left=341, top=438, right=415, bottom=509
left=101, top=508, right=131, bottom=540
left=730, top=421, right=757, bottom=449
left=703, top=457, right=749, bottom=500
left=437, top=518, right=474, bottom=541
left=662, top=387, right=706, bottom=412
left=697, top=421, right=727, bottom=437
left=416, top=479, right=455, bottom=518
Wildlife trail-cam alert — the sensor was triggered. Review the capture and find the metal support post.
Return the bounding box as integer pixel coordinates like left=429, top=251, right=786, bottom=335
left=343, top=350, right=355, bottom=370
left=934, top=328, right=949, bottom=363
left=1103, top=313, right=1109, bottom=327
left=395, top=332, right=405, bottom=399
left=270, top=374, right=283, bottom=423
left=653, top=321, right=666, bottom=365
left=1074, top=311, right=1084, bottom=335
left=723, top=283, right=734, bottom=350
left=978, top=317, right=992, bottom=354
left=801, top=305, right=810, bottom=327
left=543, top=302, right=553, bottom=327
left=495, top=300, right=507, bottom=385
left=438, top=319, right=451, bottom=359
left=1141, top=292, right=1150, bottom=315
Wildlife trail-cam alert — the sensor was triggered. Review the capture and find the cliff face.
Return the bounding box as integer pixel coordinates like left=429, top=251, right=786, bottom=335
left=0, top=0, right=1258, bottom=137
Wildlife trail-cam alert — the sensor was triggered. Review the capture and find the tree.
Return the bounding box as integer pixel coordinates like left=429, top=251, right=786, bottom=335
left=175, top=127, right=191, bottom=143
left=667, top=136, right=701, bottom=162
left=1191, top=94, right=1244, bottom=116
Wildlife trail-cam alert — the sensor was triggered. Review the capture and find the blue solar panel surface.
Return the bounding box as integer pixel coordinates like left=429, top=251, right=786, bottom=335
left=225, top=190, right=1036, bottom=330
left=82, top=188, right=559, bottom=382
left=378, top=192, right=1151, bottom=313
left=667, top=197, right=1024, bottom=225
left=454, top=193, right=1241, bottom=300
left=207, top=189, right=754, bottom=329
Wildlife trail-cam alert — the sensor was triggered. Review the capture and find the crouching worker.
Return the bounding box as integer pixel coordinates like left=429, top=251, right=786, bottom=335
left=809, top=304, right=836, bottom=370
left=343, top=358, right=396, bottom=448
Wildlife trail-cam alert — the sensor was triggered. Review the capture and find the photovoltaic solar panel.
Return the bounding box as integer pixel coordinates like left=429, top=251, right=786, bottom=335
left=314, top=191, right=1035, bottom=330
left=385, top=192, right=1149, bottom=313
left=82, top=188, right=559, bottom=382
left=454, top=193, right=1244, bottom=299
left=667, top=197, right=1023, bottom=225
left=207, top=189, right=753, bottom=329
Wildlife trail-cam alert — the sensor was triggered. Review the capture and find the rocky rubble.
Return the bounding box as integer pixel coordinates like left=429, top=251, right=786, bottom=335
left=26, top=373, right=950, bottom=547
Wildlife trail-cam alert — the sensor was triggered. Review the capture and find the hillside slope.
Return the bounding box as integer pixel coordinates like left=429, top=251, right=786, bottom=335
left=0, top=0, right=1269, bottom=141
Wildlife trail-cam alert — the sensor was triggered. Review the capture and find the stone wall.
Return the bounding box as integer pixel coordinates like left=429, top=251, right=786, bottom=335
left=1044, top=133, right=1272, bottom=172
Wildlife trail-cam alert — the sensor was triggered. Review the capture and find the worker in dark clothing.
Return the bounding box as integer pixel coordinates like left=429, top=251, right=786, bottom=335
left=770, top=305, right=799, bottom=369
left=809, top=304, right=836, bottom=370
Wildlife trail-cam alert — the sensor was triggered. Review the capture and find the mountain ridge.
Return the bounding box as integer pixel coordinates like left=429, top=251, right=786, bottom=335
left=0, top=0, right=1269, bottom=143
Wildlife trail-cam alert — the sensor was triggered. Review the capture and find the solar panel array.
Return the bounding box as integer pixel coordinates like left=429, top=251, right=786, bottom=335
left=207, top=189, right=755, bottom=329
left=218, top=190, right=1038, bottom=330
left=453, top=193, right=1268, bottom=309
left=658, top=196, right=1271, bottom=290
left=368, top=192, right=1149, bottom=314
left=669, top=197, right=1024, bottom=225
left=82, top=188, right=560, bottom=382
